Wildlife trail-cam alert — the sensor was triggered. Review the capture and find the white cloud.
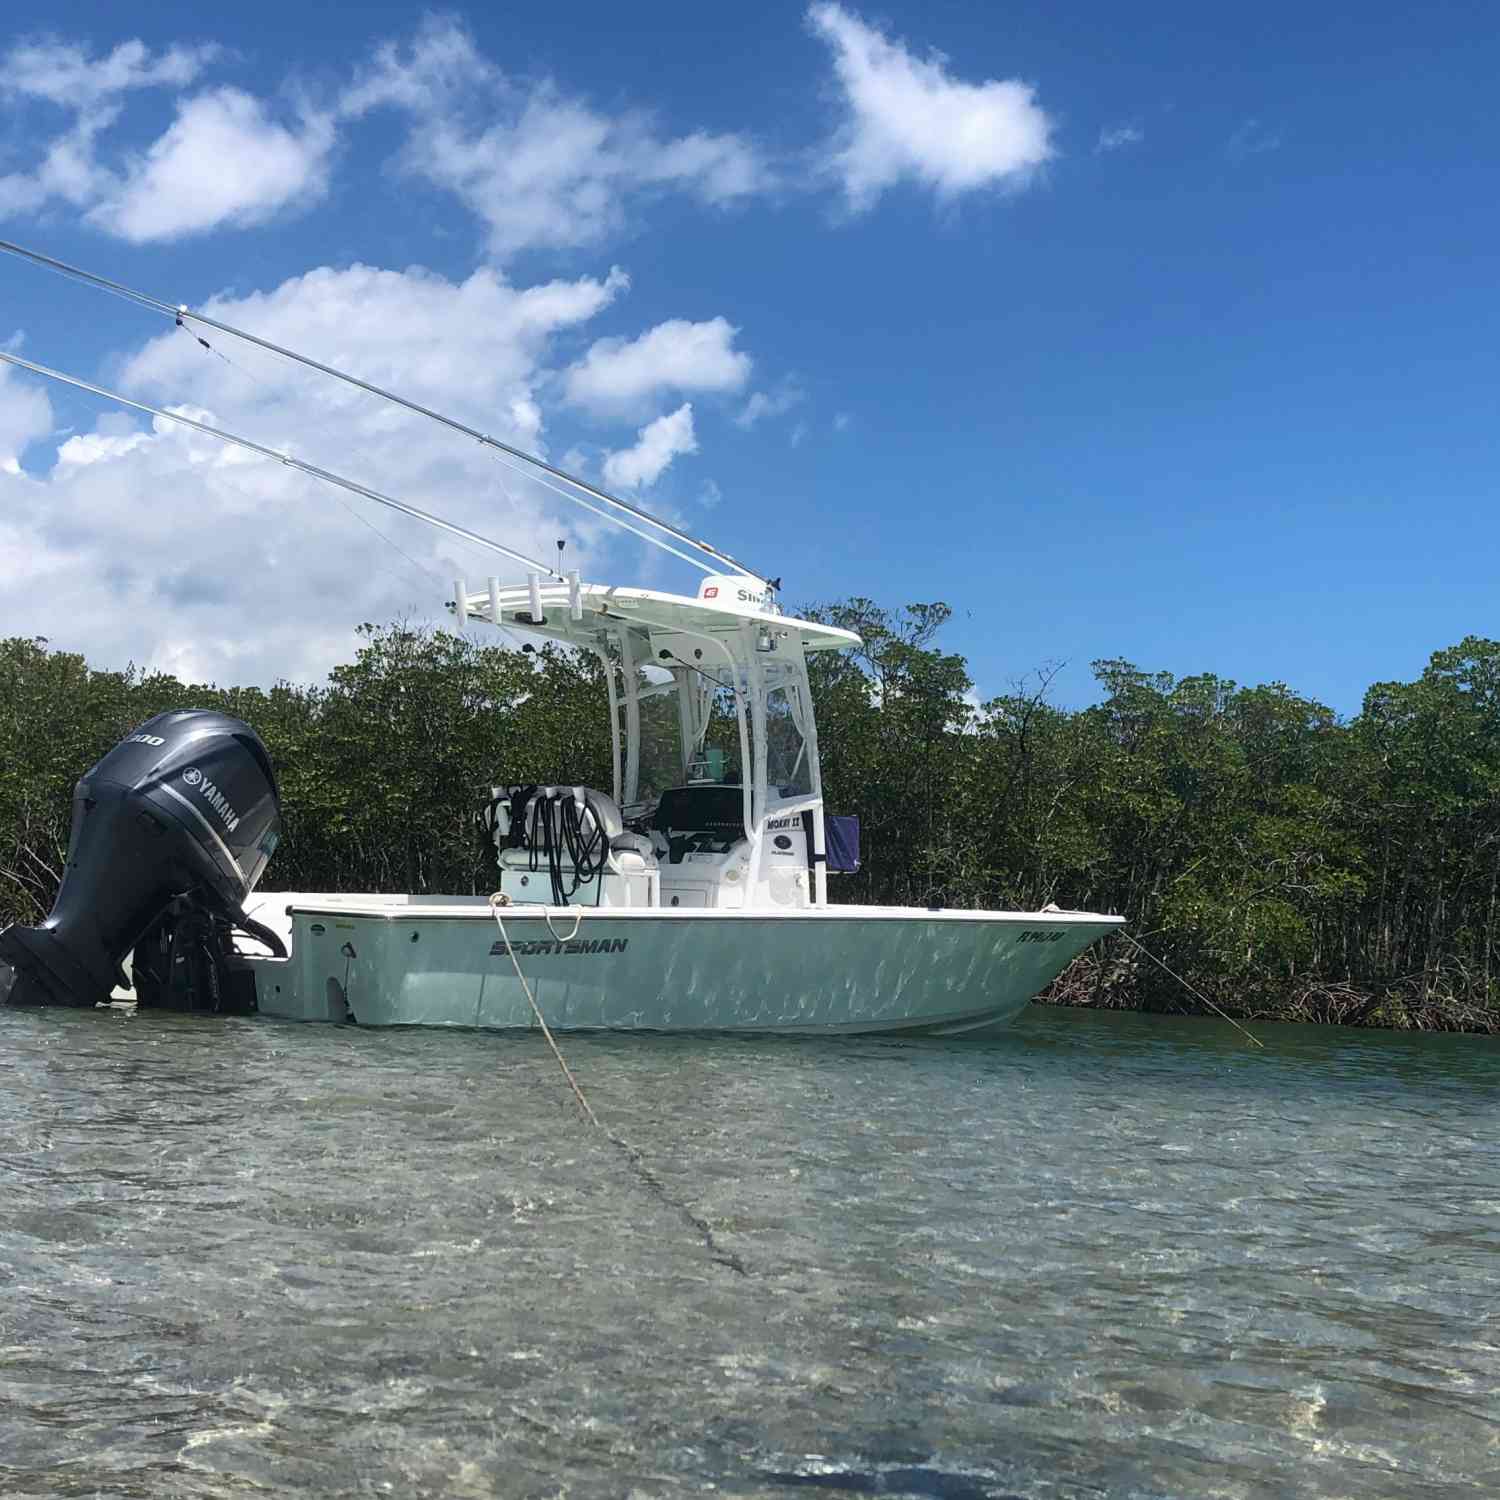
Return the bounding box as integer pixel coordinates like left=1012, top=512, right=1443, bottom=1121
left=90, top=88, right=335, bottom=241
left=55, top=425, right=152, bottom=469
left=120, top=261, right=626, bottom=420
left=0, top=259, right=642, bottom=685
left=0, top=356, right=53, bottom=474
left=0, top=21, right=772, bottom=252
left=0, top=38, right=332, bottom=241
left=832, top=411, right=851, bottom=432
left=343, top=18, right=771, bottom=258
left=698, top=478, right=723, bottom=510
left=0, top=37, right=219, bottom=218
left=339, top=16, right=497, bottom=117
left=602, top=404, right=697, bottom=490
left=806, top=3, right=1053, bottom=210
left=564, top=317, right=750, bottom=419
left=411, top=97, right=766, bottom=259
left=736, top=377, right=805, bottom=429
left=1096, top=124, right=1144, bottom=152
left=3, top=37, right=216, bottom=107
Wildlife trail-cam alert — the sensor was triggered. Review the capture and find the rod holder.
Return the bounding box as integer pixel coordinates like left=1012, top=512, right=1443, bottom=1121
left=488, top=576, right=502, bottom=625
left=528, top=571, right=545, bottom=625
left=568, top=569, right=583, bottom=621
left=453, top=578, right=467, bottom=625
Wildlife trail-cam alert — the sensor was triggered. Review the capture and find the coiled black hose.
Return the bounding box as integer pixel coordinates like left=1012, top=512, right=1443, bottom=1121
left=527, top=789, right=609, bottom=905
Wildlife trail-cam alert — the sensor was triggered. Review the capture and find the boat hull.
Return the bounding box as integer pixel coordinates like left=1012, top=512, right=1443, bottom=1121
left=242, top=897, right=1122, bottom=1034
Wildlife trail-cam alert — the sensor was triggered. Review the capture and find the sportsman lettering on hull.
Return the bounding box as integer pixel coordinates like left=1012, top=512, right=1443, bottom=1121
left=490, top=937, right=630, bottom=957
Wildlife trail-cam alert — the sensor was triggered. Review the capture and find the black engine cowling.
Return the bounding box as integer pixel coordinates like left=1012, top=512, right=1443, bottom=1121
left=0, top=709, right=285, bottom=1011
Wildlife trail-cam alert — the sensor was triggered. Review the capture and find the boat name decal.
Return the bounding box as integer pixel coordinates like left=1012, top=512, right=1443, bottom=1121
left=490, top=937, right=629, bottom=957
left=181, top=766, right=242, bottom=832
left=1018, top=929, right=1064, bottom=944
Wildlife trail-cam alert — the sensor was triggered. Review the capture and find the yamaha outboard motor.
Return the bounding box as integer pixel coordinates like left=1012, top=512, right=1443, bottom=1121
left=0, top=709, right=285, bottom=1012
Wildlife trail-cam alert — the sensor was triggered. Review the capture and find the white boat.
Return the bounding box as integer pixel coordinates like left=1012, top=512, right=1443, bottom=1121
left=236, top=574, right=1121, bottom=1033
left=0, top=236, right=1124, bottom=1033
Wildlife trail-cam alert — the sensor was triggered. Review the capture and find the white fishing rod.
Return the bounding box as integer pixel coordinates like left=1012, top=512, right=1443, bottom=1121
left=0, top=235, right=771, bottom=587
left=0, top=349, right=565, bottom=580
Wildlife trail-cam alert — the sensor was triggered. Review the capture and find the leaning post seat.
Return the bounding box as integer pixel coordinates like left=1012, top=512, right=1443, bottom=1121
left=483, top=785, right=658, bottom=906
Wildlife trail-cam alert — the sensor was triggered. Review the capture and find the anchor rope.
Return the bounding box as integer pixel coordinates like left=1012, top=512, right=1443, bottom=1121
left=1119, top=931, right=1264, bottom=1048
left=487, top=893, right=748, bottom=1276
left=489, top=893, right=600, bottom=1127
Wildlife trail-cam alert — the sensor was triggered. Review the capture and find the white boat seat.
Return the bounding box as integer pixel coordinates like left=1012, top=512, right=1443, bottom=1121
left=608, top=832, right=656, bottom=873
left=494, top=806, right=658, bottom=876
left=487, top=785, right=623, bottom=854
left=517, top=785, right=624, bottom=842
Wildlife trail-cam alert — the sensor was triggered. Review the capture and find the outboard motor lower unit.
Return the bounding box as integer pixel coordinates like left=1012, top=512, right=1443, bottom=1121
left=0, top=709, right=285, bottom=1012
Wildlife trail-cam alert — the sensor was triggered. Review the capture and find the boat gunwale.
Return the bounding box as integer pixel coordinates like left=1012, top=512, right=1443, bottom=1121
left=270, top=899, right=1125, bottom=927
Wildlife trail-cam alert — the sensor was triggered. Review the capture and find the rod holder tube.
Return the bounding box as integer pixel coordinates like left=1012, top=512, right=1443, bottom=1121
left=528, top=571, right=545, bottom=625
left=568, top=569, right=583, bottom=621
left=453, top=578, right=467, bottom=625
left=488, top=577, right=503, bottom=625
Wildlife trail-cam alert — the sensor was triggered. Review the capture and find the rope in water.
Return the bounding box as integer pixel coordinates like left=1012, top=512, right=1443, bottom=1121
left=486, top=892, right=748, bottom=1275
left=489, top=893, right=600, bottom=1126
left=1120, top=931, right=1264, bottom=1048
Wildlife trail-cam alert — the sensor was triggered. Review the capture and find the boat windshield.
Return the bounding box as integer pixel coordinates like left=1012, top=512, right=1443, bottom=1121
left=629, top=660, right=812, bottom=815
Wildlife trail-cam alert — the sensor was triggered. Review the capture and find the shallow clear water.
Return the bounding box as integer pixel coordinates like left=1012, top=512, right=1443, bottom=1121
left=1, top=1004, right=1497, bottom=1499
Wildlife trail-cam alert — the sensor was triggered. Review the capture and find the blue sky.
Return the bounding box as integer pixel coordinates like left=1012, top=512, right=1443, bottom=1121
left=0, top=3, right=1495, bottom=713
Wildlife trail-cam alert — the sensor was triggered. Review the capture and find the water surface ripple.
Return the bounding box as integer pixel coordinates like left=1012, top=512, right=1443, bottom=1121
left=1, top=1005, right=1496, bottom=1498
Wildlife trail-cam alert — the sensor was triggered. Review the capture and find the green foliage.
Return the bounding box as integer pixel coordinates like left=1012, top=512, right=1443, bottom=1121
left=4, top=616, right=1499, bottom=1027
left=804, top=614, right=1500, bottom=1025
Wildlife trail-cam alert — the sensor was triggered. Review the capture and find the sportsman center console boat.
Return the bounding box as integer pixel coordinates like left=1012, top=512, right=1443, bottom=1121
left=0, top=235, right=1124, bottom=1033
left=0, top=570, right=1122, bottom=1033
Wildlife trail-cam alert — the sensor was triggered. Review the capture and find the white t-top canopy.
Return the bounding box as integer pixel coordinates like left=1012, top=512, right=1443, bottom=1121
left=454, top=571, right=858, bottom=906
left=456, top=575, right=863, bottom=657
